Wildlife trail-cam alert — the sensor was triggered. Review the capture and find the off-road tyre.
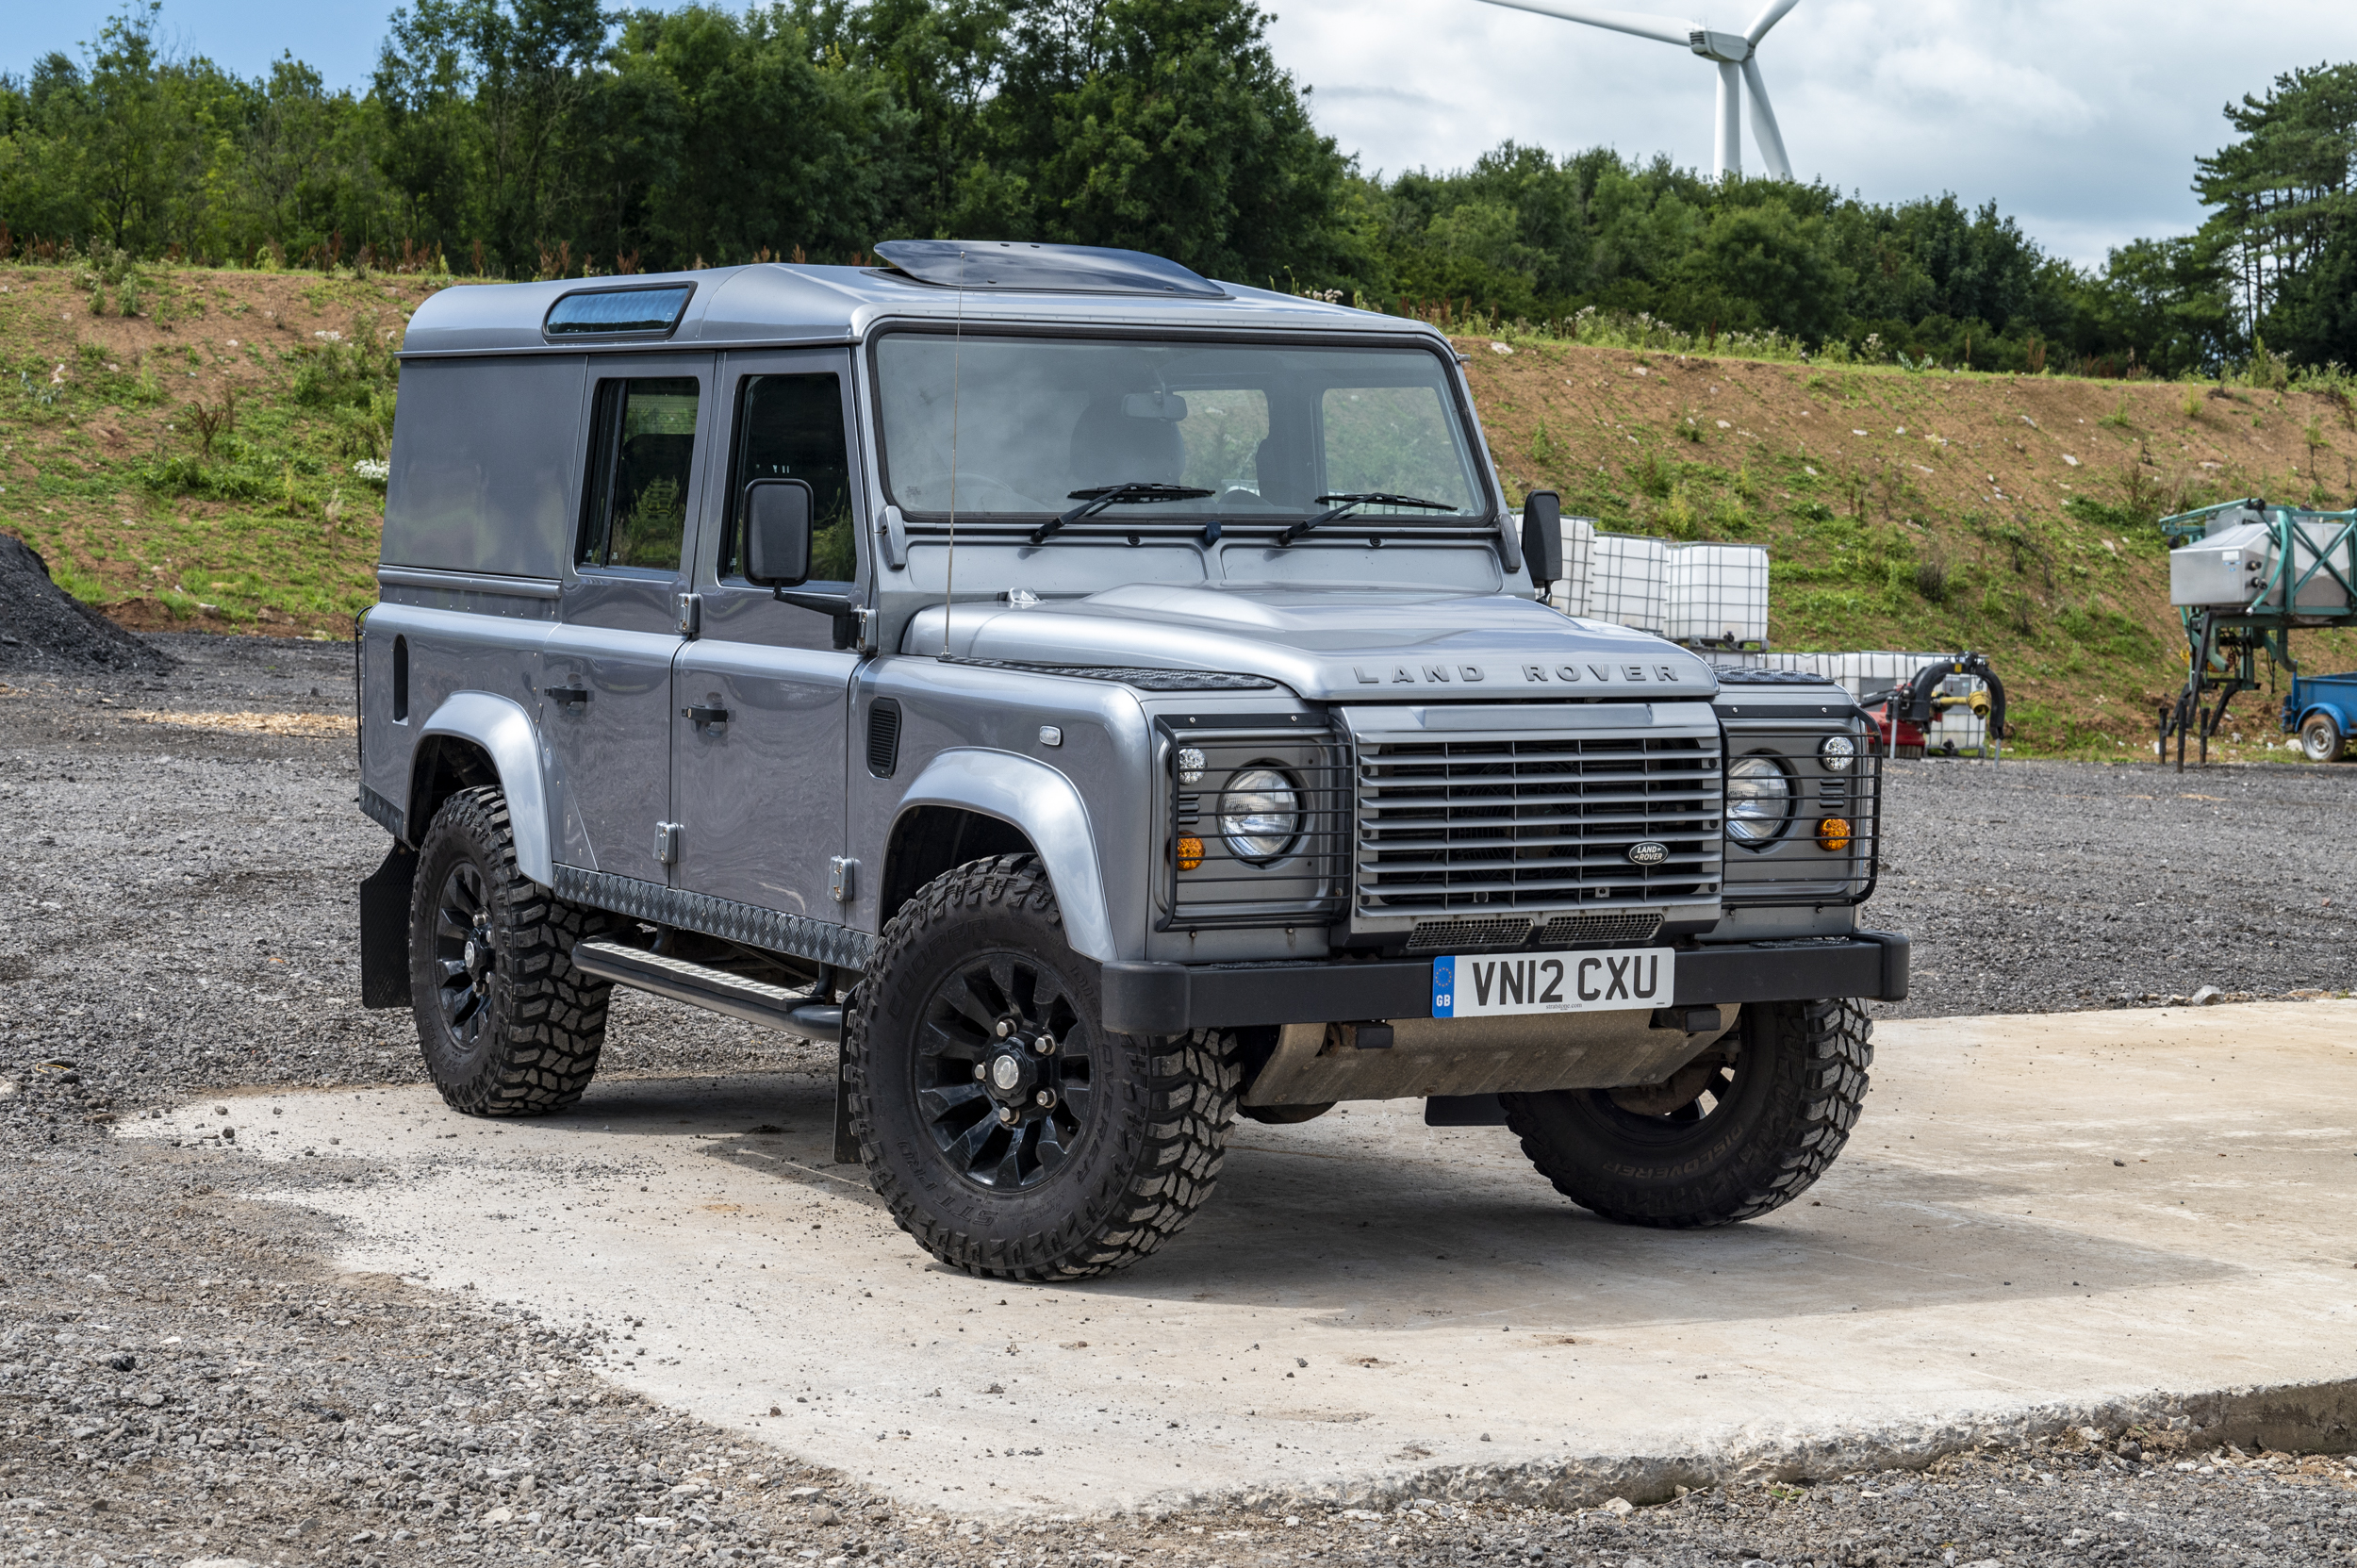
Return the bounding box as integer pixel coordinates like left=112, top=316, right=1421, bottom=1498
left=2301, top=712, right=2346, bottom=763
left=844, top=854, right=1238, bottom=1280
left=1500, top=998, right=1871, bottom=1228
left=408, top=785, right=612, bottom=1116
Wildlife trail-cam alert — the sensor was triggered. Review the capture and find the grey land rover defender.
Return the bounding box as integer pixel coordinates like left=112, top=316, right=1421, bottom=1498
left=354, top=240, right=1906, bottom=1280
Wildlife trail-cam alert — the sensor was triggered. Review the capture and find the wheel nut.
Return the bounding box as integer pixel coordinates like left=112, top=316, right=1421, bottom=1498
left=973, top=1064, right=987, bottom=1081
left=1032, top=1034, right=1055, bottom=1055
left=997, top=1106, right=1019, bottom=1125
left=1033, top=1090, right=1055, bottom=1108
left=996, top=1019, right=1014, bottom=1038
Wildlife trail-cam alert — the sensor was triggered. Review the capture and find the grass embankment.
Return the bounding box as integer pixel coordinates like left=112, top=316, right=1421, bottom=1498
left=1460, top=336, right=2357, bottom=758
left=5, top=260, right=2356, bottom=758
left=1, top=262, right=433, bottom=637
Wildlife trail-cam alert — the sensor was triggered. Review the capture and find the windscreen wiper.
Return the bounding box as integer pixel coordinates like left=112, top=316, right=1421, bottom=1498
left=1030, top=481, right=1215, bottom=545
left=1278, top=491, right=1458, bottom=545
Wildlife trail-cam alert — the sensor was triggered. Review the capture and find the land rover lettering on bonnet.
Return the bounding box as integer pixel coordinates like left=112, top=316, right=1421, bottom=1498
left=353, top=241, right=1906, bottom=1281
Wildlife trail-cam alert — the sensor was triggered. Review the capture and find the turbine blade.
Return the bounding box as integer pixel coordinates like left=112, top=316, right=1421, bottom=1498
left=1467, top=0, right=1696, bottom=48
left=1715, top=59, right=1741, bottom=181
left=1743, top=0, right=1801, bottom=46
left=1740, top=54, right=1793, bottom=178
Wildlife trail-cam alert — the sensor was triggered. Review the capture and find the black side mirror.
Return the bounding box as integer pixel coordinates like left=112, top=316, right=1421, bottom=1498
left=743, top=479, right=814, bottom=586
left=1521, top=490, right=1564, bottom=586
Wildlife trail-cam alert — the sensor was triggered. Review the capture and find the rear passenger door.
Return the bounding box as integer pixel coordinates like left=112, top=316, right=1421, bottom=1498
left=669, top=350, right=864, bottom=923
left=541, top=355, right=710, bottom=885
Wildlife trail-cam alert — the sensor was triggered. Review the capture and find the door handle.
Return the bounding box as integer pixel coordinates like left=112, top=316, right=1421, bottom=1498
left=545, top=685, right=590, bottom=707
left=681, top=704, right=730, bottom=727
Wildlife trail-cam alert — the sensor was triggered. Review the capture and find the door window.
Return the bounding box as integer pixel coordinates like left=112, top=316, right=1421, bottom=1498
left=578, top=377, right=701, bottom=570
left=724, top=373, right=855, bottom=583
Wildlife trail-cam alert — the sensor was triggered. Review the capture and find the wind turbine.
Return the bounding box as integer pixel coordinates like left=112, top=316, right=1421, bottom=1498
left=1469, top=0, right=1802, bottom=182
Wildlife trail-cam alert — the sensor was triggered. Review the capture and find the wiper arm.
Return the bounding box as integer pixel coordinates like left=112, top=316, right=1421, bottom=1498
left=1277, top=491, right=1458, bottom=545
left=1030, top=481, right=1215, bottom=545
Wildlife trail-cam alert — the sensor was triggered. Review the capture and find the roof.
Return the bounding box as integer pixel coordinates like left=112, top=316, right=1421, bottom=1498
left=398, top=256, right=1437, bottom=358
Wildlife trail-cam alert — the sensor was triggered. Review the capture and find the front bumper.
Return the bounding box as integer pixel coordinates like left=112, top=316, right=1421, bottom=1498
left=1099, top=932, right=1909, bottom=1035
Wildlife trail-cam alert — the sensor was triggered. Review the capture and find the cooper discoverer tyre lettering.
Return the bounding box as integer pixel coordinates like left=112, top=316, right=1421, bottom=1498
left=844, top=853, right=1238, bottom=1280
left=408, top=785, right=612, bottom=1116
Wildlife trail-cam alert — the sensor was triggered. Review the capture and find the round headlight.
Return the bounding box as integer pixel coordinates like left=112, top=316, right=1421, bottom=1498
left=1819, top=734, right=1857, bottom=772
left=1726, top=754, right=1793, bottom=847
left=1219, top=767, right=1302, bottom=864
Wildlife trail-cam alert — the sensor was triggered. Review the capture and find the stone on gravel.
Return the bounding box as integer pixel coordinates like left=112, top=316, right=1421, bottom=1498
left=0, top=530, right=173, bottom=674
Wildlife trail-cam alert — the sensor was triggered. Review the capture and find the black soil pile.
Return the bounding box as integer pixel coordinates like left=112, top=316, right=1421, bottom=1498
left=0, top=531, right=174, bottom=675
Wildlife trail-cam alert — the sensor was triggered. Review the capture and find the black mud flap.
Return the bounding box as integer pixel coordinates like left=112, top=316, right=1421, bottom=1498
left=1425, top=1094, right=1510, bottom=1128
left=359, top=842, right=418, bottom=1009
left=832, top=1033, right=860, bottom=1164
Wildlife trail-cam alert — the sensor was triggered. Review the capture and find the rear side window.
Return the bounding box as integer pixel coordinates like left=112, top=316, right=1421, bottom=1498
left=723, top=373, right=855, bottom=582
left=579, top=377, right=700, bottom=570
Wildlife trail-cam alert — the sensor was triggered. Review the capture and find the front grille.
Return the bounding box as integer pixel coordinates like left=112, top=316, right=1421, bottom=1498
left=1534, top=911, right=1665, bottom=948
left=1403, top=917, right=1532, bottom=953
left=1355, top=729, right=1722, bottom=915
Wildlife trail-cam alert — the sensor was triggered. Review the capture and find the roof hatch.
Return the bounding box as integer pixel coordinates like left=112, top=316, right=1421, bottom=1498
left=871, top=239, right=1227, bottom=299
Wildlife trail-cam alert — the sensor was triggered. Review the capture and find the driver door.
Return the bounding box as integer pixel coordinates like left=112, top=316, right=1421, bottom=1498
left=670, top=350, right=865, bottom=922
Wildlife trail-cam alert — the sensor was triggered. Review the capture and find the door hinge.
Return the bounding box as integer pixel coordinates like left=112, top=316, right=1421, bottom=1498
left=655, top=821, right=683, bottom=867
left=676, top=592, right=702, bottom=639
left=829, top=856, right=857, bottom=903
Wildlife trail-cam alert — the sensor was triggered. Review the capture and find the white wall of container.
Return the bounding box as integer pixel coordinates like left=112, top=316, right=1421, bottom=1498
left=1533, top=515, right=1767, bottom=647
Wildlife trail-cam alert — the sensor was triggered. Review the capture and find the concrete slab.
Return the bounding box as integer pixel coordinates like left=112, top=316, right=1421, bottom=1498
left=127, top=1001, right=2357, bottom=1515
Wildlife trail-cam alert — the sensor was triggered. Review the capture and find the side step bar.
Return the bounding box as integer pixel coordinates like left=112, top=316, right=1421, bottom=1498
left=570, top=940, right=843, bottom=1044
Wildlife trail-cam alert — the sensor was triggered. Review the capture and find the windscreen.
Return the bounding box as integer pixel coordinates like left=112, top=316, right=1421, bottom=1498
left=872, top=336, right=1486, bottom=524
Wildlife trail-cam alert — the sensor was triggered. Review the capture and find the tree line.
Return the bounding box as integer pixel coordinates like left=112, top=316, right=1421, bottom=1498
left=3, top=1, right=2351, bottom=378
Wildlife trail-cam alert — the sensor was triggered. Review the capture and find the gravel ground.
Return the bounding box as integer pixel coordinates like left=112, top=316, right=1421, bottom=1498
left=4, top=633, right=2354, bottom=1567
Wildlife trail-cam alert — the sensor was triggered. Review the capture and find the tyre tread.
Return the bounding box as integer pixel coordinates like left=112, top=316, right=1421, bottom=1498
left=1504, top=998, right=1872, bottom=1228
left=843, top=853, right=1237, bottom=1281
left=411, top=786, right=611, bottom=1117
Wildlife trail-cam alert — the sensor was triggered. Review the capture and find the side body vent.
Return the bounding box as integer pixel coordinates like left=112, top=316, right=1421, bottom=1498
left=866, top=699, right=903, bottom=779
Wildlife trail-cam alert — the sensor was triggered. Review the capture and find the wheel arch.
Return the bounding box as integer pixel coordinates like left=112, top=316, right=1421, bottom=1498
left=410, top=692, right=554, bottom=885
left=885, top=750, right=1118, bottom=963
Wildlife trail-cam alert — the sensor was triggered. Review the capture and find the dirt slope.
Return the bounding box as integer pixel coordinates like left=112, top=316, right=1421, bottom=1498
left=5, top=262, right=2355, bottom=755
left=1459, top=336, right=2357, bottom=756
left=0, top=263, right=434, bottom=638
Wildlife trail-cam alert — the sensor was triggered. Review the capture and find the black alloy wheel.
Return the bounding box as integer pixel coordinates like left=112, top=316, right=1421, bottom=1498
left=431, top=859, right=503, bottom=1049
left=915, top=953, right=1095, bottom=1190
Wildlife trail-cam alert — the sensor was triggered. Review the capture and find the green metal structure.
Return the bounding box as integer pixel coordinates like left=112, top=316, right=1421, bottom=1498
left=2157, top=498, right=2357, bottom=769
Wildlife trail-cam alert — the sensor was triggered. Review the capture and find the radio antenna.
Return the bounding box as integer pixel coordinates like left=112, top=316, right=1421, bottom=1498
left=940, top=249, right=966, bottom=659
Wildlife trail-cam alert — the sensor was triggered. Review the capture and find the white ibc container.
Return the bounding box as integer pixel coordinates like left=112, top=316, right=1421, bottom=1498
left=1665, top=543, right=1769, bottom=646
left=1586, top=532, right=1668, bottom=633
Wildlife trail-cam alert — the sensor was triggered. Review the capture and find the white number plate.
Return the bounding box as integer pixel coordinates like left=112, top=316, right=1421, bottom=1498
left=1430, top=948, right=1674, bottom=1019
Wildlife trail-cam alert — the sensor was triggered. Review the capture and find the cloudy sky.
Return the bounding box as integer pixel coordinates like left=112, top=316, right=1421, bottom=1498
left=16, top=0, right=2357, bottom=267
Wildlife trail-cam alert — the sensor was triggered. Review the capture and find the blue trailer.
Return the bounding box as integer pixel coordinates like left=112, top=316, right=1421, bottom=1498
left=2283, top=672, right=2357, bottom=761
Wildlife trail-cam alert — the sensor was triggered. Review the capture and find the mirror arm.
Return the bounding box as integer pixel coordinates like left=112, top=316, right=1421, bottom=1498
left=773, top=587, right=865, bottom=652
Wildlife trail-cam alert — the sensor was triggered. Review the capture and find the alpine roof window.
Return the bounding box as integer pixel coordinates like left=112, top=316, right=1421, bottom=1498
left=544, top=285, right=694, bottom=338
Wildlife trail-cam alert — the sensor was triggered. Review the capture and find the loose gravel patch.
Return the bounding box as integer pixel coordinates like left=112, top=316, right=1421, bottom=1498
left=1867, top=755, right=2357, bottom=1017
left=6, top=635, right=2355, bottom=1565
